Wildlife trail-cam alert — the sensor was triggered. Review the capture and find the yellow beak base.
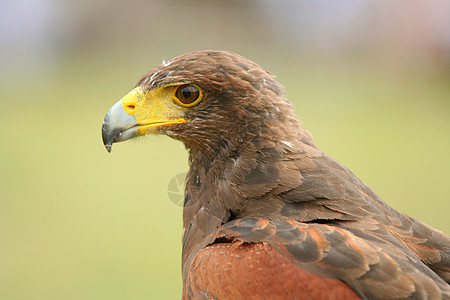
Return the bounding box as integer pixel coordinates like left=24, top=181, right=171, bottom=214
left=102, top=87, right=186, bottom=152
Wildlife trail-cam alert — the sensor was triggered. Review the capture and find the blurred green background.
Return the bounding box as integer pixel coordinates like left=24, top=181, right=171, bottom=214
left=0, top=0, right=449, bottom=299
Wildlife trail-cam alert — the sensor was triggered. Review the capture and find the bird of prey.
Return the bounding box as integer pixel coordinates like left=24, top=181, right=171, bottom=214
left=102, top=50, right=450, bottom=299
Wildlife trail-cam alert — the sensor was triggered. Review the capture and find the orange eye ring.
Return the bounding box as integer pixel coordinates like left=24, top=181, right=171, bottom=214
left=174, top=84, right=202, bottom=107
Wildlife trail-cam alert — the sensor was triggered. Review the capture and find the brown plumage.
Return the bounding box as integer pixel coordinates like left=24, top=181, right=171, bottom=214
left=102, top=50, right=450, bottom=299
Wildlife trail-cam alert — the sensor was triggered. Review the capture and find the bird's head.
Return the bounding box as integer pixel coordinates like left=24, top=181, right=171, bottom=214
left=102, top=50, right=301, bottom=155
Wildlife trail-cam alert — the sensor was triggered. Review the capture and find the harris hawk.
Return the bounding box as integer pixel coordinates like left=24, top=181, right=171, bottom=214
left=102, top=50, right=450, bottom=299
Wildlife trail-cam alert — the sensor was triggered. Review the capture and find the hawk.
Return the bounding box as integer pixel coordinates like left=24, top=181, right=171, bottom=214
left=102, top=50, right=450, bottom=299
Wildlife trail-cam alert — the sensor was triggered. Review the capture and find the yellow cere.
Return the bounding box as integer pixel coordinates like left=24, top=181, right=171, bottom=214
left=120, top=85, right=188, bottom=135
left=121, top=87, right=141, bottom=115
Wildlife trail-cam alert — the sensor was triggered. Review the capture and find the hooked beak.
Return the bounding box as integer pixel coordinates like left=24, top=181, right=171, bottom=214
left=101, top=87, right=186, bottom=152
left=101, top=99, right=139, bottom=152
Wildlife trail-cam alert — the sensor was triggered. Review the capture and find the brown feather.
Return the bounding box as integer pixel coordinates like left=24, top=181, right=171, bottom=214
left=185, top=242, right=361, bottom=300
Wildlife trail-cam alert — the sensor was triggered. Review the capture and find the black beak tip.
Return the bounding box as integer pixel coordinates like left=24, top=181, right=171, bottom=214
left=105, top=144, right=112, bottom=153
left=102, top=119, right=114, bottom=153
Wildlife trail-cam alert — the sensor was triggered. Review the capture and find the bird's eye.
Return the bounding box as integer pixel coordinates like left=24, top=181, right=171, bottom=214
left=175, top=84, right=201, bottom=106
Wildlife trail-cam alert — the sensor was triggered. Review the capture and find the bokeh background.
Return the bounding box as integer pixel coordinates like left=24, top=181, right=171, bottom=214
left=1, top=0, right=449, bottom=299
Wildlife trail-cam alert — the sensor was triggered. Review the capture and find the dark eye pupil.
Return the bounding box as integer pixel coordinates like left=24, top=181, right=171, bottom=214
left=182, top=89, right=191, bottom=99
left=176, top=84, right=200, bottom=105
